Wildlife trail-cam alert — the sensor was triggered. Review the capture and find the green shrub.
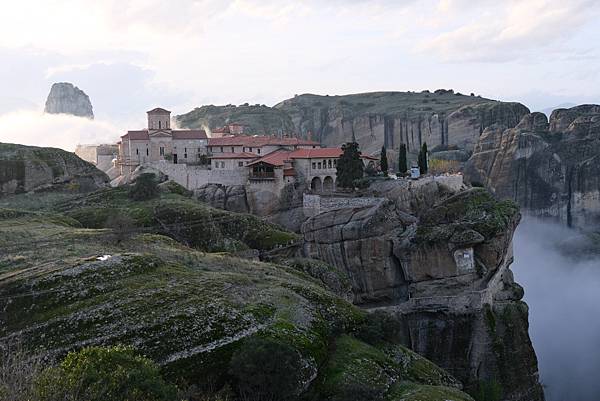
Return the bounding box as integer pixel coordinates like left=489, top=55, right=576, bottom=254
left=35, top=345, right=177, bottom=401
left=229, top=337, right=304, bottom=401
left=129, top=173, right=159, bottom=201
left=472, top=379, right=503, bottom=401
left=355, top=311, right=402, bottom=345
left=329, top=382, right=385, bottom=401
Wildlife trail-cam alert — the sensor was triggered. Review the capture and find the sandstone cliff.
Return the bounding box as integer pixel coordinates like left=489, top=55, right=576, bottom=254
left=0, top=187, right=476, bottom=401
left=0, top=143, right=108, bottom=196
left=275, top=92, right=529, bottom=158
left=465, top=105, right=600, bottom=231
left=175, top=91, right=529, bottom=165
left=44, top=82, right=94, bottom=119
left=302, top=184, right=544, bottom=401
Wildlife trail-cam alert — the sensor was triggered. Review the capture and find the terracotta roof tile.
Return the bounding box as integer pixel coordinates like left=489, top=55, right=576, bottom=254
left=246, top=149, right=293, bottom=167
left=121, top=130, right=149, bottom=140
left=208, top=135, right=320, bottom=147
left=172, top=130, right=208, bottom=140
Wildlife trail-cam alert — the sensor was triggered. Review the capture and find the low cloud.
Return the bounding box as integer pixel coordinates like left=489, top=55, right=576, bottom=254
left=420, top=0, right=599, bottom=62
left=0, top=111, right=120, bottom=152
left=513, top=217, right=600, bottom=401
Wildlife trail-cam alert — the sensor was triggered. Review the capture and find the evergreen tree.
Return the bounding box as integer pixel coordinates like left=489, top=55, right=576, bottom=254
left=418, top=142, right=428, bottom=175
left=380, top=145, right=388, bottom=176
left=398, top=144, right=407, bottom=175
left=336, top=142, right=364, bottom=188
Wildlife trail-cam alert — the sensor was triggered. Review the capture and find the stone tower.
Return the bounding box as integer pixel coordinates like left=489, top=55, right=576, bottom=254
left=147, top=108, right=171, bottom=130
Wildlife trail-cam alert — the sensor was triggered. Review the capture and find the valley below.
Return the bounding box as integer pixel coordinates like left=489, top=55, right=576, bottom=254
left=513, top=218, right=600, bottom=401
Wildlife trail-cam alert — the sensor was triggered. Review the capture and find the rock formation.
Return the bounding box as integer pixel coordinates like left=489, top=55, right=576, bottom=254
left=302, top=184, right=545, bottom=401
left=465, top=105, right=600, bottom=231
left=0, top=143, right=108, bottom=196
left=175, top=91, right=530, bottom=166
left=275, top=92, right=529, bottom=157
left=44, top=82, right=94, bottom=119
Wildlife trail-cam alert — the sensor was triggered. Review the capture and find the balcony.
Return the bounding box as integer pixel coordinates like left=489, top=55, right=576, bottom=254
left=249, top=171, right=275, bottom=180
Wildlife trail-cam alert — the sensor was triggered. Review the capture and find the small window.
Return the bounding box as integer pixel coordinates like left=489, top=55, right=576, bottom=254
left=312, top=162, right=316, bottom=169
left=238, top=161, right=244, bottom=167
left=136, top=149, right=139, bottom=155
left=185, top=147, right=187, bottom=152
left=146, top=148, right=149, bottom=156
left=313, top=145, right=316, bottom=148
left=160, top=147, right=165, bottom=156
left=231, top=147, right=235, bottom=153
left=328, top=159, right=332, bottom=168
left=220, top=147, right=224, bottom=152
left=249, top=147, right=253, bottom=152
left=221, top=161, right=225, bottom=168
left=159, top=121, right=161, bottom=129
left=333, top=159, right=337, bottom=166
left=184, top=154, right=188, bottom=159
left=257, top=148, right=261, bottom=154
left=318, top=162, right=322, bottom=169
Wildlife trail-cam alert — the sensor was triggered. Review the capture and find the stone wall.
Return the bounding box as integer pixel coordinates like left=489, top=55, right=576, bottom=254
left=148, top=162, right=248, bottom=189
left=303, top=194, right=384, bottom=217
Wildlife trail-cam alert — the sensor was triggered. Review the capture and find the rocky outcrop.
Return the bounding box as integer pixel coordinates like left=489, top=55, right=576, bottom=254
left=0, top=191, right=476, bottom=401
left=44, top=82, right=94, bottom=119
left=302, top=185, right=544, bottom=400
left=0, top=143, right=108, bottom=196
left=275, top=92, right=529, bottom=159
left=194, top=184, right=250, bottom=213
left=465, top=106, right=600, bottom=231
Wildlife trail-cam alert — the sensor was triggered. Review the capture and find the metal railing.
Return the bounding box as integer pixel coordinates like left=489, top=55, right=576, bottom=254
left=249, top=171, right=275, bottom=179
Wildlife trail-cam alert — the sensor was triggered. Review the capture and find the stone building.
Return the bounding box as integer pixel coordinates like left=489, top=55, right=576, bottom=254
left=118, top=108, right=208, bottom=174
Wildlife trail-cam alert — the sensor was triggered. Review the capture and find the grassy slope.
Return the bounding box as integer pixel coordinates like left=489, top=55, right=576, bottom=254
left=176, top=104, right=295, bottom=134
left=0, top=188, right=474, bottom=400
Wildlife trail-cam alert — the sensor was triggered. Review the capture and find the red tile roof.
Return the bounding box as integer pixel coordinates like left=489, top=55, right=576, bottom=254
left=210, top=152, right=259, bottom=160
left=172, top=130, right=208, bottom=140
left=147, top=107, right=171, bottom=114
left=121, top=130, right=149, bottom=140
left=247, top=147, right=377, bottom=166
left=208, top=135, right=320, bottom=147
left=247, top=149, right=292, bottom=167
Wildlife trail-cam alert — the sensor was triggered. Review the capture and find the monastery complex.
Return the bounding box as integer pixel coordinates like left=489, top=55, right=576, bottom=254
left=115, top=107, right=376, bottom=193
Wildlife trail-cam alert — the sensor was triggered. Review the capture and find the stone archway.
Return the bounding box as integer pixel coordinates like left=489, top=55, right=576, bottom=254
left=310, top=176, right=322, bottom=193
left=323, top=176, right=334, bottom=193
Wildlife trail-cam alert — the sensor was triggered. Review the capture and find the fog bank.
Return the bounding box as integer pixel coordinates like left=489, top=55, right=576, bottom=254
left=513, top=218, right=600, bottom=401
left=0, top=110, right=120, bottom=151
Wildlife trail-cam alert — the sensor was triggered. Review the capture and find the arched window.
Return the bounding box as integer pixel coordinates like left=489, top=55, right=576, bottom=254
left=159, top=121, right=162, bottom=129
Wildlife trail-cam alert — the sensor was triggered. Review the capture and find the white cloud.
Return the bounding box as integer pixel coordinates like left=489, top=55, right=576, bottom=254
left=0, top=111, right=121, bottom=152
left=420, top=0, right=600, bottom=62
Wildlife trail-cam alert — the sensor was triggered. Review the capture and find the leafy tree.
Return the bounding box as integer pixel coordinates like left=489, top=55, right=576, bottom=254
left=380, top=146, right=388, bottom=176
left=398, top=144, right=407, bottom=175
left=355, top=310, right=402, bottom=345
left=229, top=337, right=304, bottom=401
left=129, top=173, right=159, bottom=201
left=418, top=142, right=428, bottom=175
left=35, top=345, right=177, bottom=401
left=336, top=142, right=364, bottom=188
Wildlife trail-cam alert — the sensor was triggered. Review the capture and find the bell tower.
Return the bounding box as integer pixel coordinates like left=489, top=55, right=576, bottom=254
left=147, top=108, right=171, bottom=131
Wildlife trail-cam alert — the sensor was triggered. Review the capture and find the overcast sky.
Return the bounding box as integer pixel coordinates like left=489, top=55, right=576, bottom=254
left=1, top=0, right=599, bottom=148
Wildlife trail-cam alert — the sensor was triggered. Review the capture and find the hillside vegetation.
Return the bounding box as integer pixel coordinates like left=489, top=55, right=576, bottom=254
left=0, top=182, right=475, bottom=400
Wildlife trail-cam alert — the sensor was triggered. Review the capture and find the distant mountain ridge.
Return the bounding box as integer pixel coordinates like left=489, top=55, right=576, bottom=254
left=176, top=90, right=530, bottom=164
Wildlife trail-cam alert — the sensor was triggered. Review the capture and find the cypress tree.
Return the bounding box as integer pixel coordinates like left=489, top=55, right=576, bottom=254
left=336, top=142, right=364, bottom=188
left=398, top=144, right=407, bottom=175
left=418, top=142, right=428, bottom=175
left=380, top=145, right=388, bottom=176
